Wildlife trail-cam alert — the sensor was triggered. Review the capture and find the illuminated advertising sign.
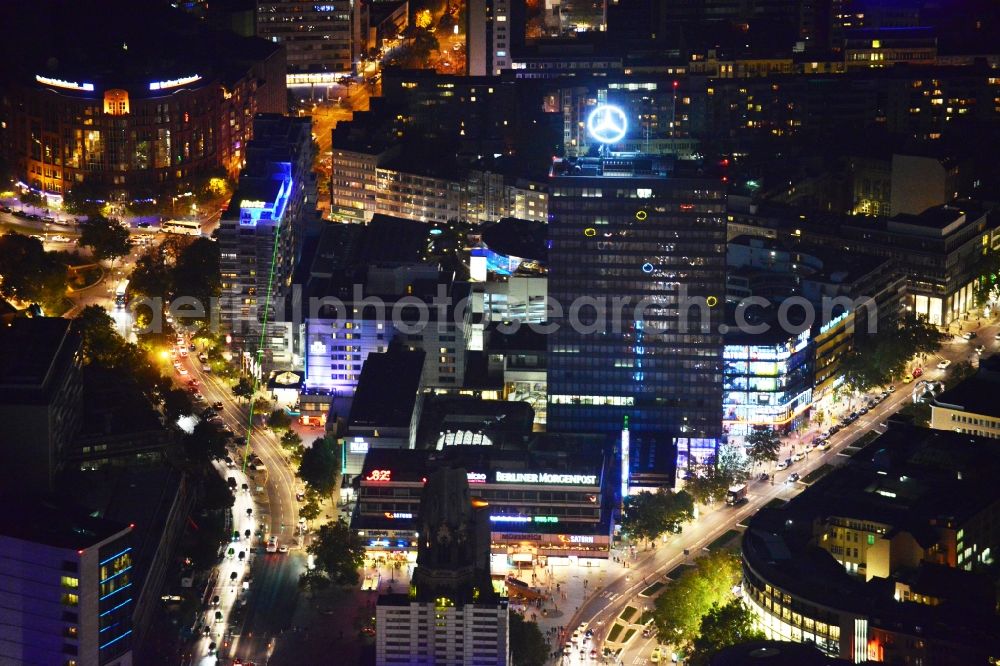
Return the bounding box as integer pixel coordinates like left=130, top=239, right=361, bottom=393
left=558, top=535, right=595, bottom=544
left=495, top=472, right=598, bottom=485
left=35, top=75, right=95, bottom=92
left=467, top=472, right=487, bottom=483
left=348, top=437, right=369, bottom=454
left=587, top=104, right=628, bottom=144
left=383, top=512, right=412, bottom=519
left=149, top=75, right=202, bottom=91
left=365, top=469, right=391, bottom=482
left=491, top=515, right=530, bottom=523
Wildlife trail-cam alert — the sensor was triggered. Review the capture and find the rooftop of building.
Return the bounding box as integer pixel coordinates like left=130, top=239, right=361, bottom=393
left=77, top=366, right=164, bottom=440
left=708, top=640, right=848, bottom=666
left=932, top=354, right=1000, bottom=417
left=0, top=496, right=129, bottom=551
left=481, top=218, right=548, bottom=264
left=348, top=346, right=425, bottom=429
left=416, top=395, right=536, bottom=448
left=359, top=440, right=606, bottom=486
left=742, top=423, right=1000, bottom=646
left=0, top=0, right=281, bottom=94
left=0, top=317, right=79, bottom=399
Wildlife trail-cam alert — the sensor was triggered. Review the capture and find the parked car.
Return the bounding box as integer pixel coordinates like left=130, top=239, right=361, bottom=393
left=776, top=459, right=791, bottom=470
left=212, top=401, right=224, bottom=410
left=902, top=374, right=914, bottom=384
left=788, top=472, right=801, bottom=483
left=963, top=331, right=976, bottom=341
left=912, top=367, right=923, bottom=378
left=975, top=344, right=985, bottom=354
left=792, top=451, right=806, bottom=462
left=937, top=359, right=951, bottom=370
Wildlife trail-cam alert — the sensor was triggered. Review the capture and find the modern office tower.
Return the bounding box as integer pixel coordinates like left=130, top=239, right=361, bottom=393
left=467, top=0, right=512, bottom=76
left=256, top=1, right=356, bottom=82
left=375, top=468, right=509, bottom=665
left=0, top=317, right=83, bottom=492
left=219, top=114, right=316, bottom=378
left=0, top=500, right=134, bottom=666
left=546, top=141, right=726, bottom=472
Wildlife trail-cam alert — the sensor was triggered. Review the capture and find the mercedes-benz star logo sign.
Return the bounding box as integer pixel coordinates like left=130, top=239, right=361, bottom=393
left=587, top=104, right=628, bottom=145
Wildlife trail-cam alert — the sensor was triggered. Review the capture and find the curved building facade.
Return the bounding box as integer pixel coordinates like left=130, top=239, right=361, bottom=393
left=0, top=0, right=286, bottom=200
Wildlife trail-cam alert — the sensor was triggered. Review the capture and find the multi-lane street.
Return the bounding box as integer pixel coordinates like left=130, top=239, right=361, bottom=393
left=176, top=347, right=306, bottom=665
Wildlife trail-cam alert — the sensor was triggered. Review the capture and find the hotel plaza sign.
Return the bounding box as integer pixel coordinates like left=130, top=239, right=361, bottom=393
left=495, top=472, right=598, bottom=485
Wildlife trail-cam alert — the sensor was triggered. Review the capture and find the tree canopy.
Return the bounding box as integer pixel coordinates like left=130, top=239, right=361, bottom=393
left=652, top=550, right=742, bottom=647
left=301, top=518, right=365, bottom=589
left=685, top=599, right=765, bottom=665
left=509, top=612, right=548, bottom=666
left=621, top=490, right=695, bottom=542
left=0, top=232, right=68, bottom=311
left=842, top=315, right=947, bottom=392
left=298, top=436, right=340, bottom=495
left=745, top=427, right=781, bottom=470
left=684, top=463, right=737, bottom=506
left=78, top=214, right=131, bottom=262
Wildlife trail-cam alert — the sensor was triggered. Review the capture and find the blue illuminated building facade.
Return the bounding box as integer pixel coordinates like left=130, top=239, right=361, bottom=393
left=220, top=114, right=317, bottom=377
left=546, top=152, right=727, bottom=475
left=0, top=503, right=134, bottom=666
left=723, top=329, right=813, bottom=445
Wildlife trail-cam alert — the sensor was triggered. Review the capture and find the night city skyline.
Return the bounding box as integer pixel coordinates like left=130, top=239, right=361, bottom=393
left=2, top=0, right=1000, bottom=665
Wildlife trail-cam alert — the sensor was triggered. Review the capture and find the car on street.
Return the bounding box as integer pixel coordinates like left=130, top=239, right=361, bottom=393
left=776, top=459, right=791, bottom=470
left=817, top=441, right=832, bottom=451
left=937, top=359, right=951, bottom=370
left=912, top=367, right=923, bottom=378
left=266, top=536, right=278, bottom=553
left=193, top=392, right=204, bottom=401
left=792, top=451, right=806, bottom=462
left=975, top=344, right=985, bottom=354
left=902, top=374, right=913, bottom=384
left=278, top=545, right=289, bottom=553
left=788, top=472, right=801, bottom=483
left=650, top=647, right=663, bottom=663
left=178, top=367, right=188, bottom=375
left=995, top=332, right=1000, bottom=341
left=212, top=401, right=224, bottom=410
left=963, top=331, right=976, bottom=341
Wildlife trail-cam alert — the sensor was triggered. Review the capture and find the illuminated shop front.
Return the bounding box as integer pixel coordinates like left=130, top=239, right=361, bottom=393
left=723, top=329, right=813, bottom=445
left=353, top=447, right=611, bottom=563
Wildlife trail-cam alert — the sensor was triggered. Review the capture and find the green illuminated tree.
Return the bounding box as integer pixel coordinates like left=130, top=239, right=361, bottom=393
left=652, top=550, right=742, bottom=647
left=685, top=599, right=765, bottom=665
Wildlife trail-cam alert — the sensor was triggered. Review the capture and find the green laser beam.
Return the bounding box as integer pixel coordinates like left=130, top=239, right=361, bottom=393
left=241, top=218, right=284, bottom=476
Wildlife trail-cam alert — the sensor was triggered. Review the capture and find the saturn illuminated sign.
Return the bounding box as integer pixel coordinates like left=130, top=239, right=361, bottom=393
left=586, top=104, right=628, bottom=145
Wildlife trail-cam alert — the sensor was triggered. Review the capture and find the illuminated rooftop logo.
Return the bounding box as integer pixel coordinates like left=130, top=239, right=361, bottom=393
left=149, top=75, right=202, bottom=91
left=587, top=104, right=628, bottom=145
left=35, top=75, right=94, bottom=92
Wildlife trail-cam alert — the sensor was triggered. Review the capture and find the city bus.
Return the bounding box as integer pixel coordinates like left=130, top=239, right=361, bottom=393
left=114, top=279, right=129, bottom=308
left=161, top=218, right=202, bottom=236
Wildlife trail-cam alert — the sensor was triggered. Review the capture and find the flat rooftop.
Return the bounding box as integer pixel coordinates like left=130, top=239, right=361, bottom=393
left=933, top=355, right=1000, bottom=417
left=0, top=497, right=129, bottom=551
left=348, top=347, right=425, bottom=429
left=0, top=317, right=78, bottom=397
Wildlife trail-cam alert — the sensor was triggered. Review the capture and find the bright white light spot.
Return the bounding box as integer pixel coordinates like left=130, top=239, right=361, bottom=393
left=587, top=104, right=628, bottom=144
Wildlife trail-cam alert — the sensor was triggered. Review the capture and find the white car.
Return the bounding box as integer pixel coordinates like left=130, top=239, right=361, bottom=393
left=792, top=451, right=806, bottom=462
left=179, top=367, right=189, bottom=376
left=266, top=536, right=278, bottom=553
left=936, top=359, right=951, bottom=370
left=776, top=460, right=790, bottom=470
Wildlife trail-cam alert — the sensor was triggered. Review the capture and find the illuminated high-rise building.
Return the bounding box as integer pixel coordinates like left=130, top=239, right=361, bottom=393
left=0, top=500, right=134, bottom=666
left=546, top=107, right=727, bottom=474
left=256, top=0, right=358, bottom=82
left=219, top=114, right=317, bottom=377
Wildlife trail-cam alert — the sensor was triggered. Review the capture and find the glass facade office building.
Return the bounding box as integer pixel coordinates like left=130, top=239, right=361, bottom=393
left=723, top=329, right=813, bottom=445
left=546, top=154, right=726, bottom=468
